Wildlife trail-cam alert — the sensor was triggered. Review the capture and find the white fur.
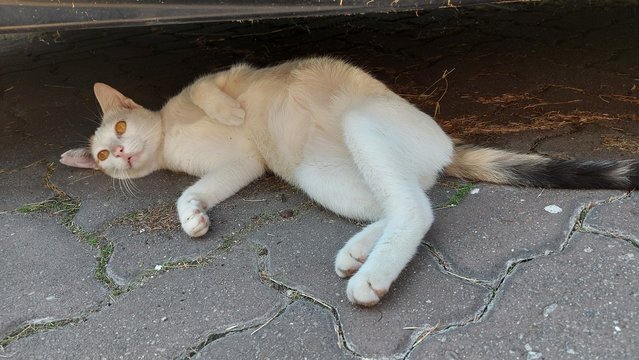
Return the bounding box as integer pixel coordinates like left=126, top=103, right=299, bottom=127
left=61, top=57, right=454, bottom=306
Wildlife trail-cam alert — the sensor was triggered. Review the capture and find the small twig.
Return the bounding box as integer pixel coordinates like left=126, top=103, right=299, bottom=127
left=224, top=324, right=239, bottom=332
left=419, top=68, right=455, bottom=117
left=537, top=189, right=545, bottom=198
left=250, top=311, right=280, bottom=335
left=412, top=322, right=440, bottom=347
left=523, top=99, right=582, bottom=109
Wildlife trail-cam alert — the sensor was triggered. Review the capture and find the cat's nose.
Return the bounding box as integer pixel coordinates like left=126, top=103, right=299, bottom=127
left=113, top=146, right=124, bottom=157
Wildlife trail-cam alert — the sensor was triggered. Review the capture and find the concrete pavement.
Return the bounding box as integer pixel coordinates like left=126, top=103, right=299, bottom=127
left=1, top=2, right=638, bottom=359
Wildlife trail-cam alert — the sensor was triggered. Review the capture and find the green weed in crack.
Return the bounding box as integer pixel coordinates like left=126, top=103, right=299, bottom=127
left=435, top=182, right=475, bottom=209
left=126, top=202, right=311, bottom=293
left=16, top=162, right=81, bottom=230
left=94, top=242, right=125, bottom=296
left=17, top=163, right=126, bottom=295
left=0, top=318, right=79, bottom=349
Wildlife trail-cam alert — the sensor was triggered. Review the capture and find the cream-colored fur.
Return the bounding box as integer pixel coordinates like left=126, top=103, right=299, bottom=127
left=61, top=57, right=455, bottom=306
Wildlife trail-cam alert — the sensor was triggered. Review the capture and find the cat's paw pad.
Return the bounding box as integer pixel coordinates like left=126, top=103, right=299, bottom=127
left=178, top=199, right=210, bottom=237
left=346, top=270, right=390, bottom=307
left=181, top=209, right=210, bottom=237
left=335, top=250, right=367, bottom=278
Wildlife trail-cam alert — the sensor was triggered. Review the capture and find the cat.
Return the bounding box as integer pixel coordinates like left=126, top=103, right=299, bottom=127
left=60, top=57, right=639, bottom=306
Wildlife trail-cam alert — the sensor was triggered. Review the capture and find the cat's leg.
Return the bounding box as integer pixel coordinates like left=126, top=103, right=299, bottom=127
left=178, top=159, right=265, bottom=237
left=340, top=107, right=443, bottom=306
left=189, top=74, right=245, bottom=126
left=294, top=148, right=384, bottom=276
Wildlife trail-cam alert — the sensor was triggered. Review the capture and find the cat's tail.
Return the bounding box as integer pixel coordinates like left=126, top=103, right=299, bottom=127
left=443, top=143, right=639, bottom=189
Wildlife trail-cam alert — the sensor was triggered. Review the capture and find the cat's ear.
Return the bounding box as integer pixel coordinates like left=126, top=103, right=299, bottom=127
left=93, top=83, right=141, bottom=113
left=60, top=148, right=99, bottom=170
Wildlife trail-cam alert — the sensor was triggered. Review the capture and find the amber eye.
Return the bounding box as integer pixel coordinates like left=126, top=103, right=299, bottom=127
left=115, top=120, right=127, bottom=135
left=97, top=149, right=109, bottom=161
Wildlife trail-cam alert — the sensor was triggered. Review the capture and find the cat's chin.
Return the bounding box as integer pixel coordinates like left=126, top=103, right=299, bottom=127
left=104, top=164, right=155, bottom=179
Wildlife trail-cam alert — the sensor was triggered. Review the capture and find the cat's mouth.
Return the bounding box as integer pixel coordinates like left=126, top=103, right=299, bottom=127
left=127, top=154, right=139, bottom=168
left=120, top=153, right=139, bottom=169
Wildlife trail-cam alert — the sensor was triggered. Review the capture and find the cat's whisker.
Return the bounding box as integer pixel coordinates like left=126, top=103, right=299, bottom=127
left=81, top=114, right=102, bottom=126
left=118, top=169, right=140, bottom=197
left=124, top=176, right=140, bottom=197
left=111, top=177, right=122, bottom=191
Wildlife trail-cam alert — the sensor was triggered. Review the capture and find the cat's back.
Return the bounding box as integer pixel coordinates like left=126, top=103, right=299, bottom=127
left=288, top=57, right=390, bottom=112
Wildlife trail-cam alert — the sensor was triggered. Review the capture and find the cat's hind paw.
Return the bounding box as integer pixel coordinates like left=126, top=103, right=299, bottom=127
left=335, top=250, right=366, bottom=278
left=178, top=199, right=210, bottom=237
left=334, top=221, right=383, bottom=278
left=346, top=268, right=390, bottom=307
left=190, top=80, right=246, bottom=126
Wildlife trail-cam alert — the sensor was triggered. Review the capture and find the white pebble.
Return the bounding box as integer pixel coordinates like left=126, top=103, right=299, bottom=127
left=527, top=351, right=543, bottom=360
left=154, top=265, right=163, bottom=271
left=543, top=303, right=558, bottom=317
left=471, top=188, right=480, bottom=194
left=544, top=205, right=563, bottom=214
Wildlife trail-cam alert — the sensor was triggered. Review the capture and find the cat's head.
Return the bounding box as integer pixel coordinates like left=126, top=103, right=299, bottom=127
left=60, top=83, right=163, bottom=179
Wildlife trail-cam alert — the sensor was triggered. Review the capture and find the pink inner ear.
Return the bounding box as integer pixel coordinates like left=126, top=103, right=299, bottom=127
left=94, top=83, right=140, bottom=113
left=60, top=148, right=99, bottom=169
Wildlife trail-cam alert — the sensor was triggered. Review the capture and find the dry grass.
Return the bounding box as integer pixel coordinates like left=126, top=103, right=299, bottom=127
left=441, top=111, right=638, bottom=136
left=598, top=134, right=639, bottom=154
left=472, top=93, right=539, bottom=105
left=599, top=94, right=639, bottom=105
left=118, top=203, right=181, bottom=232
left=399, top=68, right=455, bottom=116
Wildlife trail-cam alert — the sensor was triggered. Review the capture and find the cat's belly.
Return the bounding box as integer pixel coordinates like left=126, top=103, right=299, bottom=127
left=250, top=112, right=314, bottom=183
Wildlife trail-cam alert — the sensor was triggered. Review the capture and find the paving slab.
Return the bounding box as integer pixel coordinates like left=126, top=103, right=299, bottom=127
left=412, top=232, right=639, bottom=360
left=536, top=121, right=639, bottom=160
left=0, top=213, right=106, bottom=339
left=251, top=208, right=488, bottom=358
left=0, top=162, right=52, bottom=212
left=583, top=193, right=639, bottom=245
left=425, top=185, right=621, bottom=282
left=196, top=300, right=355, bottom=360
left=5, top=245, right=288, bottom=359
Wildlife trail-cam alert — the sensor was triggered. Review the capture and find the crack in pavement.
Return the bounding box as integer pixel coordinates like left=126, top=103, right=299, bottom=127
left=580, top=224, right=639, bottom=248
left=402, top=191, right=632, bottom=358
left=250, top=242, right=365, bottom=359
left=177, top=306, right=290, bottom=360
left=577, top=190, right=638, bottom=248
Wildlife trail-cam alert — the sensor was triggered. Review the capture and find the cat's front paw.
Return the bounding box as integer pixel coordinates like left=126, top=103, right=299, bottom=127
left=346, top=267, right=391, bottom=307
left=177, top=199, right=210, bottom=237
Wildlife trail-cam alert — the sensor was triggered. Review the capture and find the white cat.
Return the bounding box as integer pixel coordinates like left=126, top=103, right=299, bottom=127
left=61, top=57, right=638, bottom=306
